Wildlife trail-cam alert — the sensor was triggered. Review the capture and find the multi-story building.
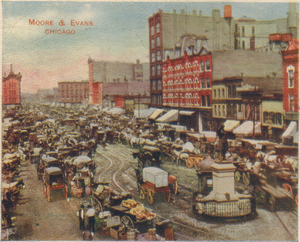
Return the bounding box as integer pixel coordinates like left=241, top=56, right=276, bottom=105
left=162, top=35, right=212, bottom=131
left=149, top=6, right=234, bottom=107
left=148, top=4, right=298, bottom=107
left=234, top=3, right=298, bottom=50
left=2, top=65, right=22, bottom=105
left=281, top=38, right=299, bottom=144
left=88, top=58, right=150, bottom=105
left=58, top=81, right=89, bottom=103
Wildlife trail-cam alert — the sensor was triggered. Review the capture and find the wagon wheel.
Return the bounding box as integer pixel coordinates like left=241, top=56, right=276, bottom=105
left=147, top=188, right=154, bottom=205
left=164, top=191, right=171, bottom=202
left=121, top=215, right=134, bottom=230
left=144, top=160, right=152, bottom=168
left=186, top=157, right=194, bottom=168
left=282, top=183, right=293, bottom=195
left=295, top=194, right=298, bottom=206
left=193, top=157, right=202, bottom=168
left=139, top=185, right=145, bottom=200
left=234, top=170, right=241, bottom=182
left=242, top=171, right=250, bottom=186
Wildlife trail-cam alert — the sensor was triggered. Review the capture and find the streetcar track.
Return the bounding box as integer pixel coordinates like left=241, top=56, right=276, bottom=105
left=275, top=212, right=296, bottom=240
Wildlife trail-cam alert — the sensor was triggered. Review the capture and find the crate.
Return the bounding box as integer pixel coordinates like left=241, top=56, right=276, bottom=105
left=110, top=226, right=124, bottom=240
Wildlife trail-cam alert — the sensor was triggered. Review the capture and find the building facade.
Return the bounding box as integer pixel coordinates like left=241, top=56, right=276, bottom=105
left=88, top=58, right=150, bottom=105
left=2, top=65, right=22, bottom=105
left=58, top=81, right=89, bottom=103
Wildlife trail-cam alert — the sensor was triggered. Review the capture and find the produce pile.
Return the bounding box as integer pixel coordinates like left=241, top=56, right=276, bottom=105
left=121, top=199, right=156, bottom=220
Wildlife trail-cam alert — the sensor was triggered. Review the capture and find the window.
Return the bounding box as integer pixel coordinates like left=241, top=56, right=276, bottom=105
left=151, top=80, right=156, bottom=91
left=157, top=95, right=162, bottom=105
left=200, top=61, right=204, bottom=71
left=156, top=23, right=160, bottom=33
left=288, top=68, right=294, bottom=88
left=152, top=95, right=157, bottom=104
left=222, top=89, right=225, bottom=98
left=157, top=65, right=161, bottom=75
left=242, top=41, right=245, bottom=49
left=218, top=89, right=220, bottom=98
left=151, top=26, right=154, bottom=36
left=218, top=105, right=221, bottom=116
left=289, top=94, right=295, bottom=112
left=206, top=60, right=211, bottom=70
left=156, top=36, right=160, bottom=47
left=201, top=78, right=205, bottom=88
left=242, top=26, right=245, bottom=37
left=206, top=78, right=211, bottom=88
left=222, top=105, right=226, bottom=116
left=214, top=105, right=217, bottom=116
left=228, top=85, right=231, bottom=98
left=157, top=79, right=162, bottom=90
left=151, top=53, right=155, bottom=62
left=157, top=51, right=161, bottom=61
left=202, top=96, right=206, bottom=107
left=206, top=95, right=210, bottom=106
left=276, top=113, right=282, bottom=126
left=151, top=66, right=155, bottom=76
left=252, top=26, right=255, bottom=36
left=214, top=89, right=216, bottom=98
left=151, top=39, right=155, bottom=49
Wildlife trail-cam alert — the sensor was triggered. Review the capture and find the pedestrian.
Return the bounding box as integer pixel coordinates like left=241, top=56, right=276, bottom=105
left=86, top=208, right=96, bottom=233
left=77, top=205, right=85, bottom=230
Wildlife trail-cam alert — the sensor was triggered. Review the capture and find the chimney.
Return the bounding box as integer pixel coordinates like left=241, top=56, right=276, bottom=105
left=10, top=64, right=13, bottom=73
left=224, top=5, right=232, bottom=18
left=173, top=9, right=176, bottom=14
left=193, top=9, right=197, bottom=16
left=181, top=9, right=185, bottom=15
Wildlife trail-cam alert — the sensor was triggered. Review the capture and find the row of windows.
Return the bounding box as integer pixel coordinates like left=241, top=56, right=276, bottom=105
left=151, top=79, right=162, bottom=91
left=164, top=95, right=211, bottom=107
left=263, top=112, right=282, bottom=126
left=150, top=36, right=161, bottom=49
left=152, top=94, right=162, bottom=105
left=164, top=77, right=211, bottom=89
left=213, top=85, right=240, bottom=99
left=4, top=82, right=17, bottom=88
left=213, top=104, right=227, bottom=117
left=150, top=23, right=160, bottom=36
left=164, top=60, right=211, bottom=73
left=151, top=65, right=161, bottom=76
left=151, top=51, right=161, bottom=62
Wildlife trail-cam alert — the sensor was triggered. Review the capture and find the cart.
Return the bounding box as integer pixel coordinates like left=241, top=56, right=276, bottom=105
left=186, top=154, right=205, bottom=169
left=133, top=146, right=161, bottom=169
left=43, top=167, right=68, bottom=202
left=37, top=155, right=60, bottom=180
left=137, top=167, right=177, bottom=205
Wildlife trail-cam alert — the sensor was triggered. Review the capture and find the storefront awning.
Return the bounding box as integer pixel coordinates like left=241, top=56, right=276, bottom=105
left=224, top=120, right=240, bottom=132
left=233, top=121, right=261, bottom=135
left=156, top=110, right=178, bottom=123
left=179, top=111, right=195, bottom=116
left=282, top=121, right=297, bottom=138
left=149, top=109, right=165, bottom=120
left=134, top=108, right=156, bottom=118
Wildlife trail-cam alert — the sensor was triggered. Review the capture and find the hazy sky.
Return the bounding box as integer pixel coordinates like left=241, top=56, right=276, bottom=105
left=2, top=1, right=295, bottom=93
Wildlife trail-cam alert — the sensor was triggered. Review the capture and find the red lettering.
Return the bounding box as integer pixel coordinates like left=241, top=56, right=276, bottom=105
left=29, top=19, right=35, bottom=25
left=90, top=21, right=93, bottom=26
left=70, top=20, right=75, bottom=26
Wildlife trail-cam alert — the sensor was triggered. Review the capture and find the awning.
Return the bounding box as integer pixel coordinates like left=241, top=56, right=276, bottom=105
left=293, top=131, right=298, bottom=144
left=201, top=131, right=217, bottom=142
left=149, top=109, right=165, bottom=120
left=179, top=111, right=195, bottom=116
left=224, top=120, right=240, bottom=132
left=233, top=121, right=261, bottom=135
left=282, top=121, right=297, bottom=138
left=134, top=108, right=156, bottom=118
left=156, top=110, right=178, bottom=123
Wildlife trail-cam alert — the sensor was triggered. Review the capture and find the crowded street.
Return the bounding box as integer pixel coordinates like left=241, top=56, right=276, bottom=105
left=2, top=104, right=298, bottom=240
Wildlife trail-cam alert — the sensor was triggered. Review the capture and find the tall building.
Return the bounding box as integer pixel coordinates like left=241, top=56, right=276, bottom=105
left=2, top=64, right=22, bottom=105
left=148, top=4, right=298, bottom=107
left=149, top=6, right=234, bottom=107
left=88, top=58, right=150, bottom=105
left=281, top=38, right=299, bottom=142
left=162, top=35, right=212, bottom=131
left=58, top=81, right=89, bottom=103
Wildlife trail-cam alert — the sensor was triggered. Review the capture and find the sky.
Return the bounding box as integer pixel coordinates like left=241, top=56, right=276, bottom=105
left=1, top=1, right=296, bottom=93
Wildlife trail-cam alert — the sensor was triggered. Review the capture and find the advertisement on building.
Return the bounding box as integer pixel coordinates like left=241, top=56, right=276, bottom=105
left=1, top=1, right=298, bottom=241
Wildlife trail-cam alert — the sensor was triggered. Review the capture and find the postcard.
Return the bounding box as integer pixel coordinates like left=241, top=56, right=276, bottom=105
left=1, top=1, right=298, bottom=241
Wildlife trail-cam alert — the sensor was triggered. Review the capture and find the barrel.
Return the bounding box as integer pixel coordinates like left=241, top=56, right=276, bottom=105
left=127, top=230, right=136, bottom=240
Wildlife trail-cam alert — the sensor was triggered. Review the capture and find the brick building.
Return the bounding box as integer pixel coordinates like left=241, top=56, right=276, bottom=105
left=162, top=35, right=212, bottom=131
left=58, top=81, right=89, bottom=103
left=2, top=65, right=22, bottom=105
